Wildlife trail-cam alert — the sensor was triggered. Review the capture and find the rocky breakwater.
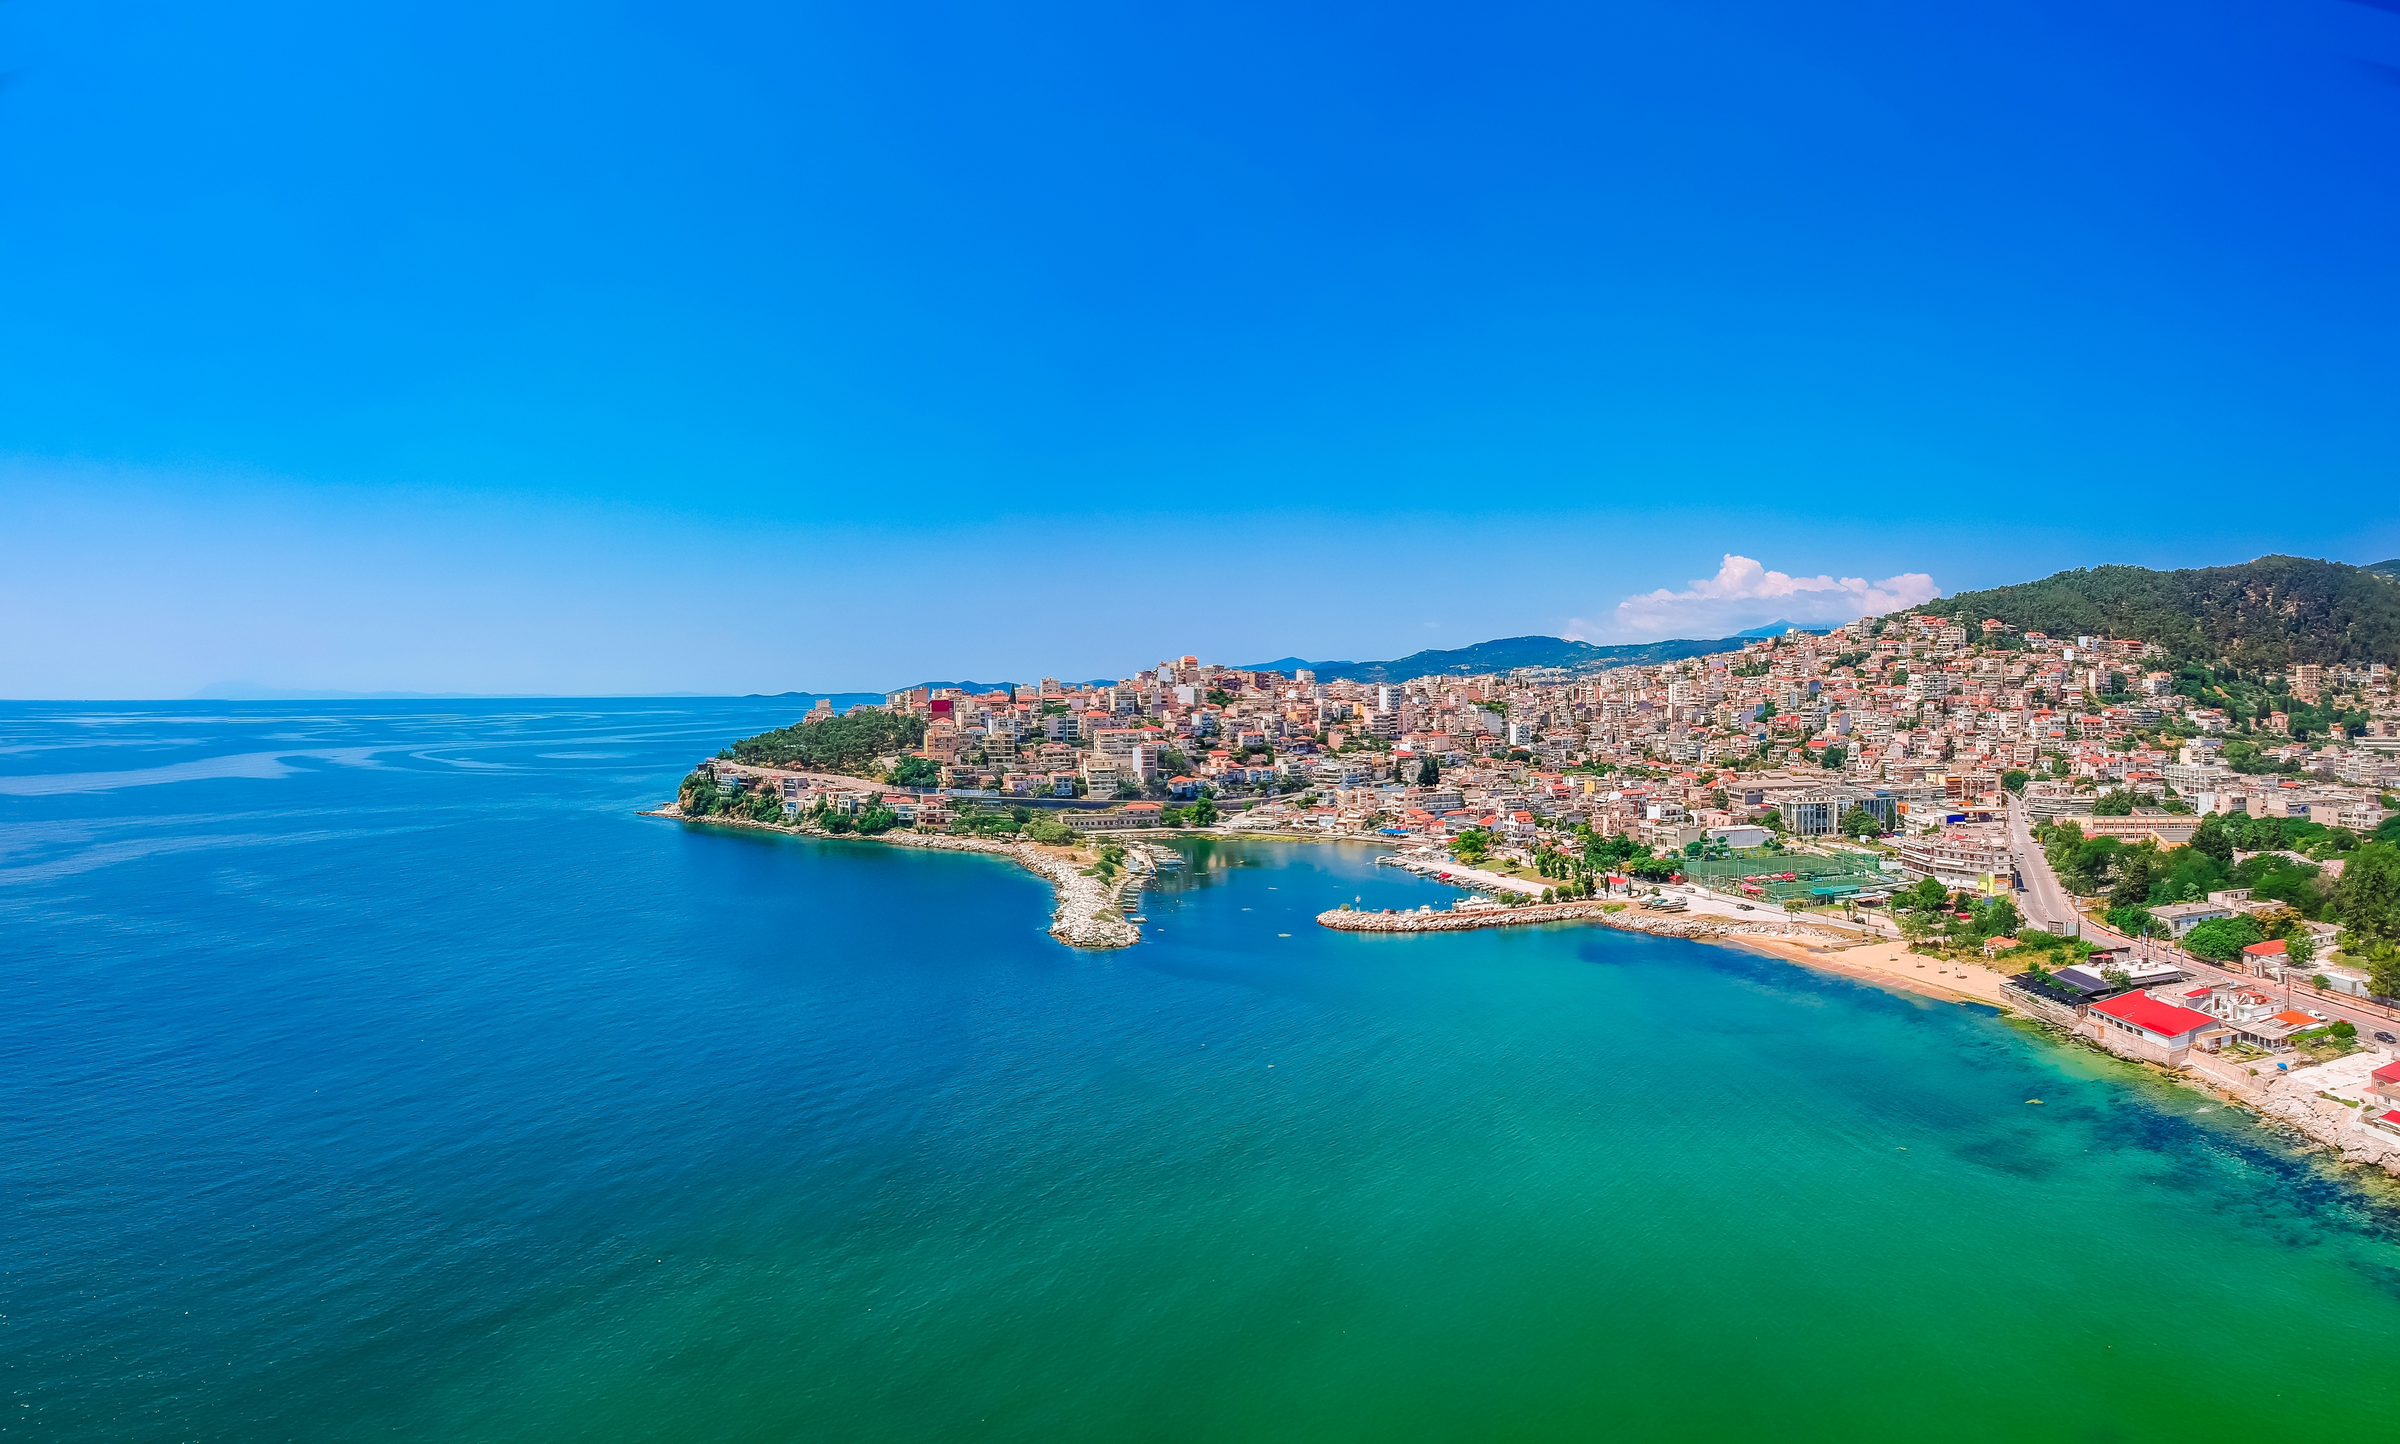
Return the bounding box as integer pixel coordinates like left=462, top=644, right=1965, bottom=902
left=1011, top=843, right=1145, bottom=950
left=2187, top=1047, right=2400, bottom=1179
left=643, top=804, right=1147, bottom=950
left=787, top=829, right=1147, bottom=950
left=1318, top=901, right=1858, bottom=944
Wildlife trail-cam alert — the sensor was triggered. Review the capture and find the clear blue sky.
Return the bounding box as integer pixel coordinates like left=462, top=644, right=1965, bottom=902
left=4, top=1, right=2397, bottom=697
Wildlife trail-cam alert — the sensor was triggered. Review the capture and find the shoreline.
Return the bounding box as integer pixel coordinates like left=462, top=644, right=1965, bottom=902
left=649, top=806, right=2400, bottom=1181
left=638, top=804, right=1150, bottom=949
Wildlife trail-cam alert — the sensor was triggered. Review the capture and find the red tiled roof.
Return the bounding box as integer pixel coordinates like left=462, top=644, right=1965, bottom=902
left=2091, top=992, right=2223, bottom=1040
left=2242, top=939, right=2287, bottom=957
left=2271, top=1010, right=2317, bottom=1027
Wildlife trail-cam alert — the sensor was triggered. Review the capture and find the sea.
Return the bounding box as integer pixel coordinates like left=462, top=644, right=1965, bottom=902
left=5, top=699, right=2397, bottom=1441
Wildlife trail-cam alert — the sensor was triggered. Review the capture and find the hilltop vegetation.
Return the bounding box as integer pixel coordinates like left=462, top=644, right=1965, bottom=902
left=1921, top=556, right=2400, bottom=668
left=723, top=710, right=926, bottom=776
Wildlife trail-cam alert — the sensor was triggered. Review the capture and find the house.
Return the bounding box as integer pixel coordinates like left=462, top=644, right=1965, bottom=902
left=2052, top=956, right=2184, bottom=998
left=2150, top=900, right=2234, bottom=938
left=2240, top=938, right=2288, bottom=970
left=1165, top=775, right=1202, bottom=800
left=2083, top=990, right=2233, bottom=1067
left=1062, top=808, right=1150, bottom=832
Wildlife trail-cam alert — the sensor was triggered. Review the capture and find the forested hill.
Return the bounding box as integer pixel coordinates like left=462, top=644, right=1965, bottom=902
left=1920, top=556, right=2400, bottom=667
left=724, top=711, right=926, bottom=775
left=1239, top=631, right=1821, bottom=684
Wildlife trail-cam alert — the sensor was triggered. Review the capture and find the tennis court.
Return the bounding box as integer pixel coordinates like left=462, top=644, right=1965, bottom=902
left=1679, top=852, right=1896, bottom=904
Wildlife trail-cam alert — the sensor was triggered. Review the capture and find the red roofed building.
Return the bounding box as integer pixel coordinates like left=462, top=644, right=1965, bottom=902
left=2085, top=990, right=2233, bottom=1068
left=2367, top=1061, right=2400, bottom=1134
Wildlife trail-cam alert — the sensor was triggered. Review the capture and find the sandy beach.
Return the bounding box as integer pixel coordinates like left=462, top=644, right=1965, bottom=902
left=1726, top=935, right=2012, bottom=1007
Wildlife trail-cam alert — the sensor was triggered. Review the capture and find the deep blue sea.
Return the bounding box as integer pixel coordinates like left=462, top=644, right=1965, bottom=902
left=6, top=700, right=2398, bottom=1441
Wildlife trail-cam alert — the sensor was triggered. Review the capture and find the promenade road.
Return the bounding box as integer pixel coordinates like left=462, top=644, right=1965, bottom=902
left=2004, top=796, right=2400, bottom=1035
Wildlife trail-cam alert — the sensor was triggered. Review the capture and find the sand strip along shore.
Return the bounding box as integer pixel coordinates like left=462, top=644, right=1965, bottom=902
left=1322, top=904, right=2024, bottom=1008
left=640, top=805, right=1149, bottom=949
left=1317, top=901, right=1858, bottom=945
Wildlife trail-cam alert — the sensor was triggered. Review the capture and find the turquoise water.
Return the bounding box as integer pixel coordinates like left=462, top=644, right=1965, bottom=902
left=6, top=700, right=2397, bottom=1441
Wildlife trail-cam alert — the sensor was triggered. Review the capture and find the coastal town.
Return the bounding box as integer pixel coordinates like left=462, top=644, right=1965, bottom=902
left=668, top=609, right=2400, bottom=1173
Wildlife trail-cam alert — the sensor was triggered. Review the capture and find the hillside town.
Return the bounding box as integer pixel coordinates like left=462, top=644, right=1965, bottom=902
left=712, top=611, right=2396, bottom=859
left=678, top=610, right=2400, bottom=1165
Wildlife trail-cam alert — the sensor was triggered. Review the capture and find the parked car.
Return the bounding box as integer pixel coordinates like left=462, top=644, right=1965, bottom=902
left=2376, top=1031, right=2397, bottom=1045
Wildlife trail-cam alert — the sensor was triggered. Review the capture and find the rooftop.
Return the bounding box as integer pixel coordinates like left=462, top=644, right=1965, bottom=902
left=2091, top=991, right=2222, bottom=1038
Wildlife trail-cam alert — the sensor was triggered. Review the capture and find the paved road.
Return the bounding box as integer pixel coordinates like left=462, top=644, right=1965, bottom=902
left=2003, top=795, right=2400, bottom=1036
left=2004, top=795, right=2077, bottom=932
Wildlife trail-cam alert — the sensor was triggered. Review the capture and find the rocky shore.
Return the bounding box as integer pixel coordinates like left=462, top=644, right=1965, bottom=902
left=1317, top=901, right=1858, bottom=945
left=640, top=804, right=1148, bottom=949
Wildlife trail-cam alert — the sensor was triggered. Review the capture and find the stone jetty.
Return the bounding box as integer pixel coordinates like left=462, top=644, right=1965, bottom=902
left=642, top=804, right=1152, bottom=949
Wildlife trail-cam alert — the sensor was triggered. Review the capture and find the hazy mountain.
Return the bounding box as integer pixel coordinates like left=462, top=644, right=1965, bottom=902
left=1235, top=631, right=1817, bottom=685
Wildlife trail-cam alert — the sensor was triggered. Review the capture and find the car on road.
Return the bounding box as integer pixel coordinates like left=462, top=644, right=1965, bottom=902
left=2378, top=1031, right=2397, bottom=1045
left=1735, top=903, right=1754, bottom=911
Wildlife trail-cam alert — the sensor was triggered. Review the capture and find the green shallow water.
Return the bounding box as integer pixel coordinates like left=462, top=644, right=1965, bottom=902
left=5, top=702, right=2396, bottom=1440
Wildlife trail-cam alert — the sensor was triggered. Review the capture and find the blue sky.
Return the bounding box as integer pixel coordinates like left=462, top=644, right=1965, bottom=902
left=4, top=1, right=2398, bottom=697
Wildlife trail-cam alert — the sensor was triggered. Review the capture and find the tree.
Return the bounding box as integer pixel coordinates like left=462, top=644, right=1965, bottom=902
left=2367, top=944, right=2400, bottom=1002
left=1819, top=745, right=1848, bottom=770
left=2106, top=906, right=2157, bottom=936
left=1837, top=805, right=1882, bottom=839
left=2108, top=847, right=2157, bottom=912
left=2192, top=814, right=2233, bottom=864
left=1976, top=896, right=2022, bottom=937
left=2284, top=928, right=2315, bottom=971
left=886, top=755, right=941, bottom=788
left=2090, top=789, right=2137, bottom=816
left=1418, top=756, right=1440, bottom=785
left=678, top=770, right=722, bottom=816
left=1188, top=796, right=1219, bottom=826
left=2001, top=769, right=2029, bottom=795
left=2183, top=915, right=2265, bottom=961
left=2334, top=842, right=2400, bottom=948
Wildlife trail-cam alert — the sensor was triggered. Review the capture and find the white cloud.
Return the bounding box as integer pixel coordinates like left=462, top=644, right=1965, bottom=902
left=1575, top=554, right=1941, bottom=641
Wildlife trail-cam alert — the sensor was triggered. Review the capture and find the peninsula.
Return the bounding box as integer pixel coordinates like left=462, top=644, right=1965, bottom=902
left=659, top=557, right=2400, bottom=1169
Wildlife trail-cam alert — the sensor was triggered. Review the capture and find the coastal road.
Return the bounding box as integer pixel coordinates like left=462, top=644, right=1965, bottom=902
left=2005, top=795, right=2077, bottom=933
left=2004, top=796, right=2400, bottom=1036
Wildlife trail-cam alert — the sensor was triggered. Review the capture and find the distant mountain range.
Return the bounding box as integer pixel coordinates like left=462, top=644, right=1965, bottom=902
left=1236, top=628, right=1826, bottom=685
left=1918, top=555, right=2400, bottom=667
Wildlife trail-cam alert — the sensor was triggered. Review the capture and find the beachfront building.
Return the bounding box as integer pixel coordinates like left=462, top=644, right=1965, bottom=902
left=1893, top=825, right=2012, bottom=894
left=2081, top=991, right=2232, bottom=1068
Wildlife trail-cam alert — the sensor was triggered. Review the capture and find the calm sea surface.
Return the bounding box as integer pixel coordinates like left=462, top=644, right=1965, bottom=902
left=5, top=700, right=2397, bottom=1441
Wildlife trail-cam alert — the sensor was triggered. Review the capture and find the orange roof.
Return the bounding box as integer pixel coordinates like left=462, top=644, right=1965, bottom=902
left=2270, top=1010, right=2317, bottom=1027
